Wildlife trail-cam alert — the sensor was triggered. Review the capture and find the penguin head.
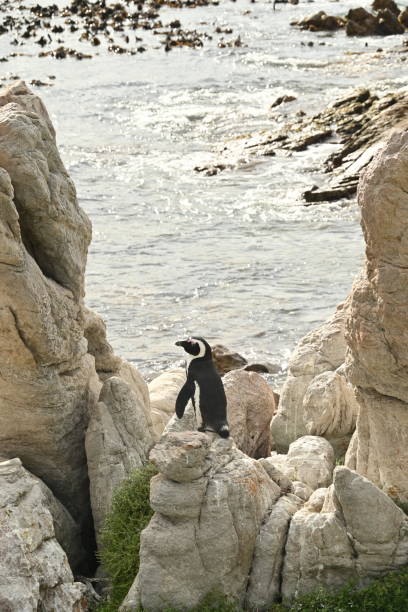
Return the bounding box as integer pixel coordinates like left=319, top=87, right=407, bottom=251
left=175, top=336, right=212, bottom=360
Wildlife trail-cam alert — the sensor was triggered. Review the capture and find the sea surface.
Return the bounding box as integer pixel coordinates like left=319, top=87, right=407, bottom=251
left=3, top=0, right=408, bottom=385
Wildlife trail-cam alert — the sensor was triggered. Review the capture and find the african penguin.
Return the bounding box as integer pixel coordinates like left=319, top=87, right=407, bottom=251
left=175, top=336, right=230, bottom=438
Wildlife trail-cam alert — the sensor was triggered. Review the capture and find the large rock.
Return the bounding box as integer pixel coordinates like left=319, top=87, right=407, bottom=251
left=223, top=369, right=275, bottom=458
left=345, top=131, right=408, bottom=500
left=85, top=376, right=155, bottom=546
left=266, top=436, right=335, bottom=492
left=0, top=81, right=95, bottom=526
left=212, top=344, right=247, bottom=375
left=281, top=466, right=408, bottom=602
left=271, top=301, right=349, bottom=452
left=123, top=432, right=281, bottom=610
left=0, top=458, right=88, bottom=611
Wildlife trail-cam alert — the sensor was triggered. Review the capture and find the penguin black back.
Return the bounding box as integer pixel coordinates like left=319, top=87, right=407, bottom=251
left=175, top=337, right=229, bottom=438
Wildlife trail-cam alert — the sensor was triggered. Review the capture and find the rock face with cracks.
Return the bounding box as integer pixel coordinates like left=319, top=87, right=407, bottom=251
left=0, top=458, right=87, bottom=612
left=0, top=80, right=155, bottom=586
left=0, top=80, right=94, bottom=526
left=344, top=130, right=408, bottom=501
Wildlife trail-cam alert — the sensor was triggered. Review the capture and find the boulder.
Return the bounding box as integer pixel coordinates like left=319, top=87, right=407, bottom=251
left=303, top=365, right=358, bottom=457
left=212, top=344, right=247, bottom=375
left=85, top=376, right=155, bottom=546
left=266, top=436, right=335, bottom=492
left=83, top=306, right=122, bottom=378
left=271, top=300, right=349, bottom=452
left=0, top=458, right=88, bottom=611
left=223, top=369, right=275, bottom=458
left=281, top=467, right=408, bottom=602
left=344, top=131, right=408, bottom=500
left=148, top=369, right=186, bottom=437
left=124, top=432, right=281, bottom=610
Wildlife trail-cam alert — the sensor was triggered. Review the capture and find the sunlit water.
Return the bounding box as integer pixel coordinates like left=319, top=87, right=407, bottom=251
left=3, top=0, right=408, bottom=384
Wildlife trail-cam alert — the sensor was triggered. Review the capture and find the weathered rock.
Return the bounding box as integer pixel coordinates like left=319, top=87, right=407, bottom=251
left=267, top=436, right=335, bottom=492
left=246, top=493, right=303, bottom=610
left=223, top=369, right=275, bottom=458
left=85, top=376, right=155, bottom=546
left=125, top=432, right=281, bottom=610
left=281, top=466, right=408, bottom=602
left=303, top=365, right=358, bottom=457
left=212, top=344, right=247, bottom=375
left=0, top=81, right=95, bottom=527
left=148, top=369, right=186, bottom=437
left=0, top=458, right=88, bottom=611
left=344, top=131, right=408, bottom=500
left=271, top=301, right=348, bottom=451
left=399, top=7, right=408, bottom=27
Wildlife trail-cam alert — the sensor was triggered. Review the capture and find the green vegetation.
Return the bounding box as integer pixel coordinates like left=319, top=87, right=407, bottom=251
left=96, top=464, right=408, bottom=611
left=96, top=463, right=158, bottom=612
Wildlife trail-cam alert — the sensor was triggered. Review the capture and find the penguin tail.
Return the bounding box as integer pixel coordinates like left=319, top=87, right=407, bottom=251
left=218, top=424, right=230, bottom=439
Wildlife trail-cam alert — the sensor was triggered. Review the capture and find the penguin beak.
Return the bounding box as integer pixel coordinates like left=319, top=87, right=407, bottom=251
left=175, top=341, right=183, bottom=347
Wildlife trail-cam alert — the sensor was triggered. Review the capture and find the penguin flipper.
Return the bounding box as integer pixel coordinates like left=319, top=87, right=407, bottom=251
left=175, top=380, right=195, bottom=419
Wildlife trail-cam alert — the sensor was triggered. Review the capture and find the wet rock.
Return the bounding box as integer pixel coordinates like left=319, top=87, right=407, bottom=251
left=212, top=343, right=247, bottom=375
left=295, top=11, right=345, bottom=32
left=223, top=369, right=275, bottom=458
left=399, top=7, right=408, bottom=28
left=270, top=94, right=297, bottom=108
left=376, top=8, right=405, bottom=34
left=372, top=0, right=400, bottom=16
left=0, top=458, right=88, bottom=611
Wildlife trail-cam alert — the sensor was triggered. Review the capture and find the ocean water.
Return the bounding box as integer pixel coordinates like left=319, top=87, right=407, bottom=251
left=3, top=0, right=408, bottom=384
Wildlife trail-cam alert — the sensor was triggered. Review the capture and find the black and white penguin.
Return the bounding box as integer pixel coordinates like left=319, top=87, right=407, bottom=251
left=175, top=336, right=230, bottom=438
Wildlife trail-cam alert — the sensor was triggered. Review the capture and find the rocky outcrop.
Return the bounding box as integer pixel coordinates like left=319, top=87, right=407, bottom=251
left=281, top=467, right=408, bottom=602
left=271, top=301, right=349, bottom=452
left=223, top=369, right=275, bottom=458
left=85, top=376, right=155, bottom=546
left=294, top=11, right=345, bottom=31
left=0, top=81, right=95, bottom=526
left=0, top=80, right=155, bottom=579
left=0, top=458, right=88, bottom=611
left=344, top=131, right=408, bottom=501
left=123, top=432, right=281, bottom=610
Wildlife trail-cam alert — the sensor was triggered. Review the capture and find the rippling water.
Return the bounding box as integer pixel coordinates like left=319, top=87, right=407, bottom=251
left=4, top=0, right=408, bottom=383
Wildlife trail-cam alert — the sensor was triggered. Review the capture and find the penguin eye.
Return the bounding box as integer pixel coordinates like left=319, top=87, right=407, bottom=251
left=188, top=337, right=197, bottom=345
